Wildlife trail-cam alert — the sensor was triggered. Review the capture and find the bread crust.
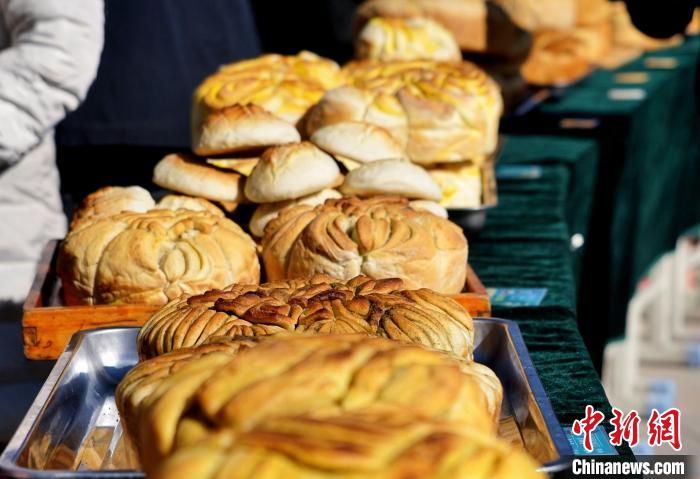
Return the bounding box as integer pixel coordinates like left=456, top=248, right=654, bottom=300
left=340, top=159, right=442, bottom=201
left=58, top=209, right=259, bottom=305
left=262, top=196, right=468, bottom=294
left=244, top=142, right=341, bottom=203
left=192, top=104, right=301, bottom=156
left=305, top=60, right=502, bottom=165
left=153, top=153, right=245, bottom=203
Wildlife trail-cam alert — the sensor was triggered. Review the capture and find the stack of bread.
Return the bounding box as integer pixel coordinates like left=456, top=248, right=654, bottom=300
left=151, top=43, right=499, bottom=237
left=116, top=274, right=544, bottom=477
left=57, top=186, right=260, bottom=306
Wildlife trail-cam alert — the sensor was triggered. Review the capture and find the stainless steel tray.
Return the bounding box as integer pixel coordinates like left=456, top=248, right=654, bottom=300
left=0, top=319, right=572, bottom=478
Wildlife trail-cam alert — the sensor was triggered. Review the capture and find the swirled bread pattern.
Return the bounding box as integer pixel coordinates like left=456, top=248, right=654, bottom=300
left=58, top=210, right=260, bottom=305
left=151, top=413, right=542, bottom=479
left=262, top=196, right=468, bottom=294
left=305, top=59, right=502, bottom=164
left=193, top=51, right=343, bottom=126
left=137, top=274, right=474, bottom=360
left=117, top=334, right=508, bottom=477
left=356, top=17, right=462, bottom=62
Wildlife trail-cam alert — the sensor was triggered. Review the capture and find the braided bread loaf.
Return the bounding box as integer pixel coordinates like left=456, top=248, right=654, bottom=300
left=117, top=334, right=508, bottom=477
left=304, top=59, right=501, bottom=165
left=58, top=210, right=259, bottom=305
left=137, top=274, right=474, bottom=359
left=262, top=197, right=468, bottom=294
left=150, top=412, right=542, bottom=479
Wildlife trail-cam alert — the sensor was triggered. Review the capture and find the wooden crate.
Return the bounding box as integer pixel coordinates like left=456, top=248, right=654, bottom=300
left=23, top=240, right=491, bottom=360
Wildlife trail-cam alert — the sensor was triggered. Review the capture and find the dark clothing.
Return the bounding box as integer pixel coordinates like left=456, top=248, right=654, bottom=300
left=57, top=0, right=261, bottom=149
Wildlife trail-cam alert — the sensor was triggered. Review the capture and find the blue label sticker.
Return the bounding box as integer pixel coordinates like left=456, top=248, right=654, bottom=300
left=564, top=426, right=619, bottom=456
left=487, top=288, right=548, bottom=307
left=495, top=165, right=543, bottom=180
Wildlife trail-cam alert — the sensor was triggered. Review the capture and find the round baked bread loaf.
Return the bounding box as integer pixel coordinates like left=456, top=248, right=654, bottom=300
left=310, top=122, right=406, bottom=169
left=304, top=60, right=502, bottom=165
left=70, top=186, right=156, bottom=230
left=340, top=159, right=442, bottom=200
left=356, top=16, right=461, bottom=62
left=155, top=195, right=224, bottom=217
left=262, top=196, right=468, bottom=293
left=58, top=209, right=260, bottom=305
left=192, top=104, right=301, bottom=156
left=244, top=142, right=341, bottom=203
left=521, top=30, right=590, bottom=86
left=192, top=51, right=343, bottom=130
left=117, top=333, right=507, bottom=476
left=249, top=188, right=342, bottom=238
left=153, top=153, right=245, bottom=203
left=355, top=0, right=489, bottom=52
left=137, top=274, right=474, bottom=359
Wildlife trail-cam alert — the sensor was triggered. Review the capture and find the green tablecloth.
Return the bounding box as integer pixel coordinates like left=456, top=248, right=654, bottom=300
left=495, top=135, right=599, bottom=282
left=503, top=37, right=700, bottom=368
left=468, top=136, right=629, bottom=452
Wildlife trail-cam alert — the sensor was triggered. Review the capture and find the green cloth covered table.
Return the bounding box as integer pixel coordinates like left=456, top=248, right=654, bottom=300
left=503, top=37, right=700, bottom=368
left=495, top=135, right=599, bottom=282
left=467, top=135, right=630, bottom=453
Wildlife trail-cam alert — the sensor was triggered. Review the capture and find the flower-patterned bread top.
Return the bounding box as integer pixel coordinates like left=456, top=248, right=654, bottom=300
left=137, top=274, right=474, bottom=360
left=58, top=209, right=259, bottom=306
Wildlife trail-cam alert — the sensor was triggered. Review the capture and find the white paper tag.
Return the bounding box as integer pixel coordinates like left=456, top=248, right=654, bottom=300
left=608, top=88, right=647, bottom=101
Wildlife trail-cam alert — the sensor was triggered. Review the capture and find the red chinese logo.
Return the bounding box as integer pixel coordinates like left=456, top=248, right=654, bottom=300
left=648, top=408, right=682, bottom=451
left=573, top=406, right=683, bottom=451
left=609, top=407, right=640, bottom=447
left=572, top=405, right=605, bottom=452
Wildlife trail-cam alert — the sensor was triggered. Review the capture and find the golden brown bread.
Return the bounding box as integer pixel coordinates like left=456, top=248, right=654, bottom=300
left=192, top=104, right=301, bottom=156
left=153, top=153, right=245, bottom=203
left=355, top=0, right=488, bottom=52
left=521, top=30, right=590, bottom=86
left=155, top=195, right=224, bottom=217
left=244, top=142, right=342, bottom=203
left=58, top=209, right=260, bottom=305
left=69, top=186, right=156, bottom=230
left=304, top=60, right=502, bottom=165
left=491, top=0, right=576, bottom=31
left=192, top=51, right=343, bottom=134
left=137, top=274, right=475, bottom=360
left=355, top=16, right=462, bottom=62
left=117, top=334, right=508, bottom=477
left=150, top=412, right=542, bottom=479
left=262, top=196, right=468, bottom=294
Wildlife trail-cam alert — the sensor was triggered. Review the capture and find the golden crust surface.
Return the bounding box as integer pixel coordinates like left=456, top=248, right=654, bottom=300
left=261, top=196, right=468, bottom=294
left=117, top=334, right=510, bottom=477
left=192, top=51, right=343, bottom=127
left=305, top=60, right=502, bottom=164
left=58, top=209, right=260, bottom=305
left=521, top=30, right=591, bottom=86
left=137, top=273, right=474, bottom=360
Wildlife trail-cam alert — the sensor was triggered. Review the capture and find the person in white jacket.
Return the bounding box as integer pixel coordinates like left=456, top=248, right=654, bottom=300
left=0, top=0, right=104, bottom=301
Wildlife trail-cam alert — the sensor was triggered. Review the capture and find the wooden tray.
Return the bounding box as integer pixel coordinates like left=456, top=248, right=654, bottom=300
left=22, top=240, right=491, bottom=360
